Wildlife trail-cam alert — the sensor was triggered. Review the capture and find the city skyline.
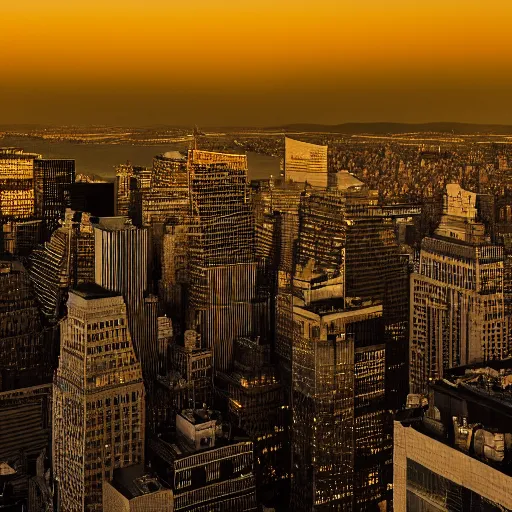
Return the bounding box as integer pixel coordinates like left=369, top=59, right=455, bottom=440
left=2, top=1, right=512, bottom=126
left=2, top=1, right=512, bottom=508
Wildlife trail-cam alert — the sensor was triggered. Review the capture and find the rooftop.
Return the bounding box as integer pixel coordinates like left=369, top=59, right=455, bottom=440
left=110, top=464, right=169, bottom=500
left=71, top=283, right=120, bottom=300
left=179, top=408, right=220, bottom=426
left=397, top=360, right=512, bottom=477
left=0, top=462, right=16, bottom=477
left=157, top=151, right=186, bottom=161
left=93, top=216, right=136, bottom=231
left=335, top=170, right=365, bottom=191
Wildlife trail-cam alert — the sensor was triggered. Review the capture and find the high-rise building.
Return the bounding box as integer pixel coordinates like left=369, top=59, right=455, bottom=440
left=159, top=219, right=200, bottom=324
left=0, top=384, right=52, bottom=506
left=217, top=337, right=289, bottom=504
left=1, top=218, right=43, bottom=257
left=33, top=159, right=75, bottom=237
left=284, top=137, right=328, bottom=189
left=172, top=330, right=213, bottom=407
left=0, top=148, right=40, bottom=221
left=140, top=153, right=190, bottom=293
left=0, top=260, right=50, bottom=390
left=187, top=149, right=254, bottom=267
left=0, top=148, right=41, bottom=255
left=394, top=362, right=512, bottom=511
left=53, top=284, right=145, bottom=512
left=29, top=210, right=95, bottom=323
left=291, top=301, right=387, bottom=511
left=410, top=184, right=507, bottom=394
left=115, top=164, right=152, bottom=218
left=93, top=217, right=154, bottom=381
left=184, top=150, right=265, bottom=370
left=151, top=151, right=187, bottom=189
left=289, top=180, right=415, bottom=510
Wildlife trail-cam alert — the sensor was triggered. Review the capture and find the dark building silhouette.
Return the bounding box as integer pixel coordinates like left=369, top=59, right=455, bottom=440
left=69, top=182, right=115, bottom=217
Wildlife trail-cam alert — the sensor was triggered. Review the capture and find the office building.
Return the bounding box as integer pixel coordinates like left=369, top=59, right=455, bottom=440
left=291, top=301, right=388, bottom=511
left=1, top=218, right=43, bottom=256
left=149, top=408, right=257, bottom=511
left=394, top=362, right=512, bottom=511
left=0, top=384, right=52, bottom=508
left=151, top=151, right=187, bottom=189
left=93, top=217, right=154, bottom=381
left=187, top=149, right=254, bottom=268
left=185, top=150, right=265, bottom=370
left=289, top=181, right=415, bottom=510
left=34, top=159, right=75, bottom=237
left=218, top=337, right=289, bottom=504
left=410, top=184, right=507, bottom=394
left=172, top=330, right=213, bottom=408
left=159, top=219, right=200, bottom=324
left=115, top=164, right=152, bottom=218
left=140, top=153, right=190, bottom=292
left=284, top=137, right=328, bottom=189
left=0, top=148, right=40, bottom=222
left=29, top=210, right=95, bottom=323
left=0, top=260, right=50, bottom=390
left=53, top=284, right=145, bottom=512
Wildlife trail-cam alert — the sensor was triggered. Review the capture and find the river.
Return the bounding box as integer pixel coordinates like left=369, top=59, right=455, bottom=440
left=0, top=136, right=280, bottom=181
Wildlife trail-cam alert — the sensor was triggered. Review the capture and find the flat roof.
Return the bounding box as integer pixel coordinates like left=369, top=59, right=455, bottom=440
left=71, top=283, right=120, bottom=300
left=110, top=464, right=168, bottom=500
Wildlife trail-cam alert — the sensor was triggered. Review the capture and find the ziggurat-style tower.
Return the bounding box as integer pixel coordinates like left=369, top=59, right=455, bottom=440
left=53, top=283, right=145, bottom=512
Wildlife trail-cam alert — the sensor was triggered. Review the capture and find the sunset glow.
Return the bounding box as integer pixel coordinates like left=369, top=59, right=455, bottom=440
left=2, top=0, right=511, bottom=125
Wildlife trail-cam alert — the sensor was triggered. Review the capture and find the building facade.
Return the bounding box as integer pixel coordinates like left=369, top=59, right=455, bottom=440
left=33, top=158, right=75, bottom=237
left=53, top=285, right=145, bottom=512
left=410, top=184, right=507, bottom=394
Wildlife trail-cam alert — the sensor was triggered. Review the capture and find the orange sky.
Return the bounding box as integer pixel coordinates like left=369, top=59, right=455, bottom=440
left=1, top=0, right=512, bottom=126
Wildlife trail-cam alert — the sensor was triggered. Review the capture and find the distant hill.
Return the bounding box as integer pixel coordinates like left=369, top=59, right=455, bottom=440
left=270, top=122, right=512, bottom=135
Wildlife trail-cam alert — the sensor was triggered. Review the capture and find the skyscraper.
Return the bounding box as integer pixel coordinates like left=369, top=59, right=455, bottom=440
left=0, top=148, right=41, bottom=255
left=290, top=180, right=413, bottom=510
left=29, top=209, right=95, bottom=323
left=187, top=149, right=254, bottom=267
left=0, top=260, right=50, bottom=390
left=185, top=150, right=264, bottom=370
left=115, top=164, right=152, bottom=218
left=151, top=151, right=187, bottom=189
left=0, top=148, right=40, bottom=221
left=410, top=184, right=507, bottom=394
left=33, top=159, right=75, bottom=237
left=53, top=284, right=145, bottom=512
left=93, top=217, right=154, bottom=382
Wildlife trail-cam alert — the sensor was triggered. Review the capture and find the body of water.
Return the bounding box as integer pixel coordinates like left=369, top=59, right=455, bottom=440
left=0, top=136, right=280, bottom=181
